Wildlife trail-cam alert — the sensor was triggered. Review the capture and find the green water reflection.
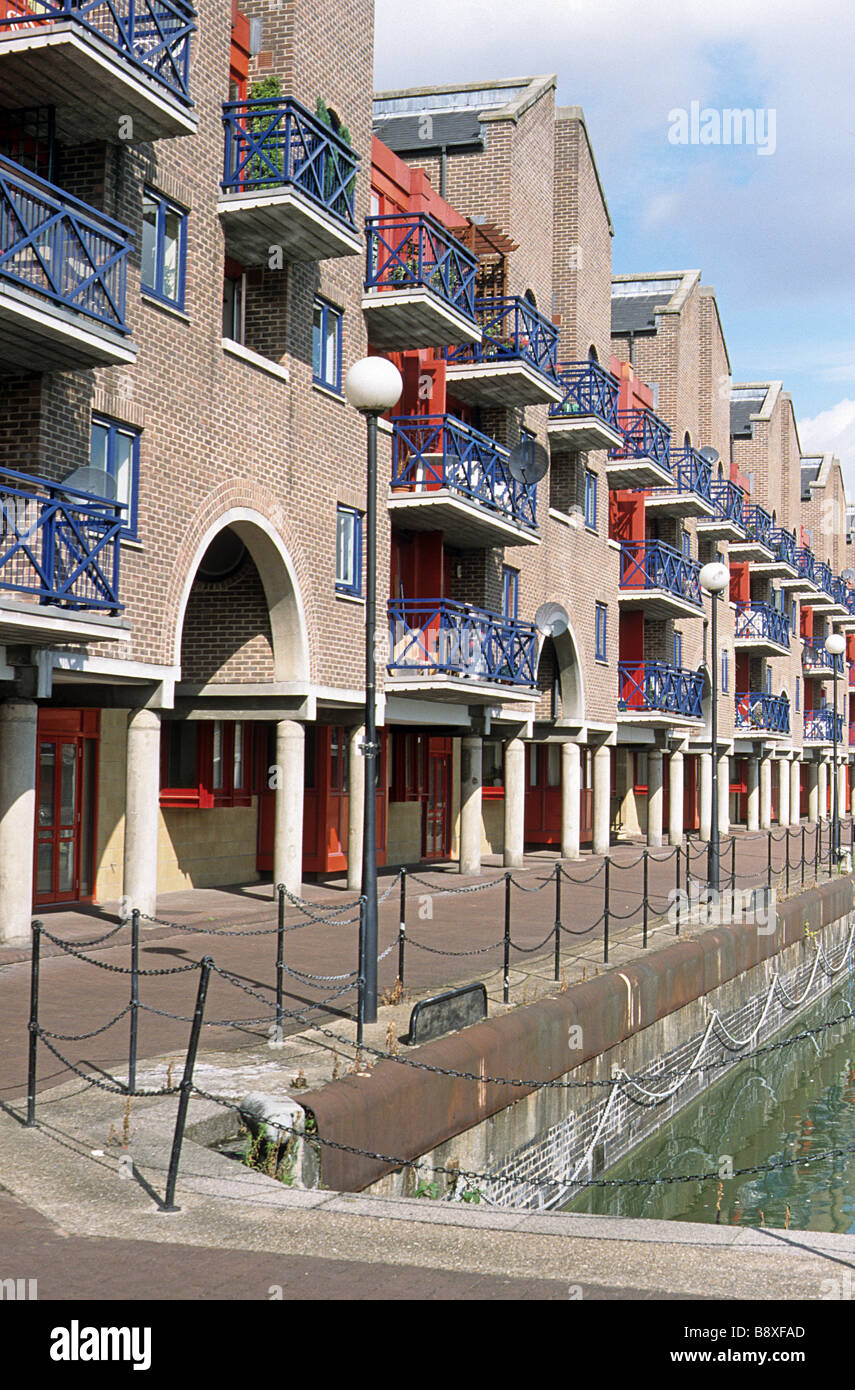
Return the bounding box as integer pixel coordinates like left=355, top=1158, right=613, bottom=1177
left=565, top=979, right=855, bottom=1232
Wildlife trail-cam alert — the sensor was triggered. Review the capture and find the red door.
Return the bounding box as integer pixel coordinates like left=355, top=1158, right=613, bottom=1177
left=34, top=710, right=99, bottom=906
left=424, top=738, right=451, bottom=858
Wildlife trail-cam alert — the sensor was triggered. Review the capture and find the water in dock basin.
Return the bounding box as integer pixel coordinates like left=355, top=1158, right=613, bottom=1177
left=565, top=979, right=855, bottom=1233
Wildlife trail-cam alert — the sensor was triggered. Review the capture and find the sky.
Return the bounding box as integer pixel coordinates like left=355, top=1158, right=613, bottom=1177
left=374, top=0, right=855, bottom=489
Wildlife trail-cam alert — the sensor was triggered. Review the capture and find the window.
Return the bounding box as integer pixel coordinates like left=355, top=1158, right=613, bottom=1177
left=502, top=566, right=519, bottom=620
left=160, top=721, right=253, bottom=808
left=142, top=189, right=187, bottom=309
left=223, top=261, right=246, bottom=342
left=721, top=648, right=728, bottom=692
left=336, top=505, right=362, bottom=595
left=313, top=298, right=342, bottom=391
left=89, top=416, right=141, bottom=538
left=584, top=469, right=598, bottom=530
left=482, top=740, right=504, bottom=797
left=673, top=631, right=682, bottom=668
left=595, top=602, right=607, bottom=661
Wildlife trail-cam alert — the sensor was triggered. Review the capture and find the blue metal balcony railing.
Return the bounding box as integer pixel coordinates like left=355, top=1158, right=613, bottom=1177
left=707, top=478, right=746, bottom=528
left=658, top=445, right=712, bottom=503
left=831, top=576, right=849, bottom=608
left=364, top=213, right=478, bottom=319
left=609, top=408, right=672, bottom=474
left=618, top=661, right=703, bottom=718
left=802, top=639, right=844, bottom=675
left=0, top=154, right=131, bottom=332
left=804, top=709, right=844, bottom=742
left=446, top=295, right=560, bottom=380
left=767, top=527, right=797, bottom=567
left=0, top=465, right=123, bottom=611
left=744, top=504, right=773, bottom=549
left=387, top=598, right=538, bottom=687
left=814, top=561, right=834, bottom=598
left=619, top=540, right=702, bottom=607
left=734, top=601, right=790, bottom=649
left=794, top=547, right=816, bottom=585
left=549, top=360, right=620, bottom=426
left=0, top=0, right=195, bottom=106
left=221, top=97, right=359, bottom=231
left=735, top=692, right=790, bottom=735
left=391, top=416, right=537, bottom=532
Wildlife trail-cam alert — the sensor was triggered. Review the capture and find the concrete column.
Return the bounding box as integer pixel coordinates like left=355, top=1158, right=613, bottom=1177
left=0, top=700, right=37, bottom=944
left=778, top=758, right=791, bottom=829
left=274, top=720, right=305, bottom=896
left=459, top=735, right=482, bottom=875
left=668, top=749, right=683, bottom=847
left=759, top=754, right=772, bottom=831
left=746, top=756, right=759, bottom=831
left=808, top=762, right=819, bottom=823
left=503, top=737, right=525, bottom=868
left=647, top=749, right=663, bottom=847
left=717, top=753, right=730, bottom=836
left=790, top=757, right=802, bottom=825
left=592, top=744, right=611, bottom=856
left=837, top=760, right=847, bottom=824
left=818, top=761, right=828, bottom=821
left=347, top=725, right=365, bottom=891
left=123, top=708, right=161, bottom=920
left=561, top=741, right=581, bottom=860
left=699, top=752, right=713, bottom=843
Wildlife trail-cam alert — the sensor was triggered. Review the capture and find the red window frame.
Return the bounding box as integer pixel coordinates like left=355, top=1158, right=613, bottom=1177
left=160, top=721, right=254, bottom=809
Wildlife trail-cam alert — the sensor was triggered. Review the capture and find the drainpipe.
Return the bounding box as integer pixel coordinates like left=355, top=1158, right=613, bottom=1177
left=440, top=146, right=448, bottom=199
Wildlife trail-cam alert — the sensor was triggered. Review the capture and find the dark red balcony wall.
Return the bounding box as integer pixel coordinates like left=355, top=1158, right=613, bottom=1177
left=847, top=632, right=855, bottom=664
left=735, top=654, right=750, bottom=690
left=609, top=493, right=644, bottom=543
left=391, top=531, right=445, bottom=601
left=619, top=612, right=644, bottom=661
left=230, top=3, right=250, bottom=96
left=398, top=354, right=447, bottom=417
left=609, top=357, right=654, bottom=413
left=371, top=137, right=469, bottom=232
left=804, top=680, right=816, bottom=712
left=801, top=605, right=814, bottom=640
left=729, top=562, right=749, bottom=605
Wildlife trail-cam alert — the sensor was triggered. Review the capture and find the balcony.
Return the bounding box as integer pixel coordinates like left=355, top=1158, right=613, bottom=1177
left=696, top=478, right=747, bottom=542
left=606, top=408, right=673, bottom=490
left=389, top=416, right=539, bottom=549
left=0, top=465, right=129, bottom=644
left=728, top=503, right=775, bottom=563
left=0, top=155, right=135, bottom=372
left=804, top=708, right=844, bottom=744
left=0, top=0, right=196, bottom=143
left=748, top=526, right=799, bottom=582
left=735, top=692, right=790, bottom=737
left=824, top=576, right=850, bottom=620
left=788, top=546, right=821, bottom=597
left=802, top=639, right=844, bottom=678
left=387, top=597, right=538, bottom=704
left=547, top=360, right=623, bottom=452
left=617, top=660, right=704, bottom=725
left=733, top=602, right=790, bottom=656
left=362, top=214, right=480, bottom=350
left=806, top=560, right=836, bottom=610
left=219, top=96, right=361, bottom=265
left=644, top=445, right=713, bottom=520
left=445, top=296, right=563, bottom=407
left=618, top=540, right=703, bottom=620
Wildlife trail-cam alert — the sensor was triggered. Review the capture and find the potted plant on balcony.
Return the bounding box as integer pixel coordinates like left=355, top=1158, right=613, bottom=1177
left=316, top=97, right=356, bottom=212
left=246, top=75, right=285, bottom=189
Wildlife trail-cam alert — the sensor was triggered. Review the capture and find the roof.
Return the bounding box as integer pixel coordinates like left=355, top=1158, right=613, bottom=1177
left=373, top=109, right=484, bottom=156
left=610, top=273, right=696, bottom=337
left=611, top=294, right=667, bottom=335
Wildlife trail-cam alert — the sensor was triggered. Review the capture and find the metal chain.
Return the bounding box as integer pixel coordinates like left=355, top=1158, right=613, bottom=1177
left=36, top=926, right=201, bottom=976
left=35, top=1031, right=181, bottom=1098
left=37, top=1005, right=132, bottom=1043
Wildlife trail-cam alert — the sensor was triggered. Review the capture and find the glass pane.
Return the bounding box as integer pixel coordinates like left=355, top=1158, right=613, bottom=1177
left=312, top=304, right=323, bottom=378
left=165, top=724, right=198, bottom=787
left=60, top=744, right=77, bottom=826
left=90, top=421, right=109, bottom=473
left=37, top=841, right=53, bottom=896
left=79, top=740, right=95, bottom=898
left=324, top=314, right=338, bottom=385
left=233, top=722, right=244, bottom=790
left=212, top=721, right=224, bottom=790
left=336, top=510, right=354, bottom=587
left=547, top=742, right=561, bottom=787
left=303, top=724, right=316, bottom=789
left=162, top=208, right=182, bottom=301
left=112, top=431, right=134, bottom=511
left=38, top=743, right=55, bottom=826
left=483, top=741, right=503, bottom=787
left=529, top=746, right=538, bottom=786
left=141, top=198, right=158, bottom=293
left=58, top=838, right=75, bottom=895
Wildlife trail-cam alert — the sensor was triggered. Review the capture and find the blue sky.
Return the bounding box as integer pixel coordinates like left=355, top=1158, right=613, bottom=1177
left=374, top=0, right=855, bottom=487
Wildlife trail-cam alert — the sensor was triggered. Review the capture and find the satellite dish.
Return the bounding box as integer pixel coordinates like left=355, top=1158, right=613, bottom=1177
left=843, top=568, right=855, bottom=582
left=60, top=467, right=117, bottom=502
left=507, top=438, right=549, bottom=486
left=698, top=446, right=720, bottom=466
left=535, top=602, right=569, bottom=638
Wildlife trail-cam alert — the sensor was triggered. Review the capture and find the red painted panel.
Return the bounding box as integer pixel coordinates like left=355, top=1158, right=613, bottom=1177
left=730, top=562, right=749, bottom=605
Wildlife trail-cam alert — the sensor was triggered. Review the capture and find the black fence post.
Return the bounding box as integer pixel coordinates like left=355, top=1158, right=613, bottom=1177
left=801, top=823, right=806, bottom=888
left=553, top=861, right=562, bottom=981
left=275, top=886, right=285, bottom=1045
left=356, top=895, right=367, bottom=1050
left=162, top=957, right=212, bottom=1213
left=128, top=908, right=140, bottom=1095
left=642, top=849, right=649, bottom=949
left=815, top=819, right=820, bottom=882
left=26, top=921, right=41, bottom=1128
left=767, top=830, right=773, bottom=893
left=503, top=872, right=512, bottom=1004
left=785, top=826, right=790, bottom=897
left=603, top=857, right=610, bottom=963
left=398, top=867, right=407, bottom=988
left=675, top=842, right=681, bottom=937
left=731, top=836, right=736, bottom=893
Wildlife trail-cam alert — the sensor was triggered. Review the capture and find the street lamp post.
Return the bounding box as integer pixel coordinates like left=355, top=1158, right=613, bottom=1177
left=344, top=357, right=403, bottom=1023
left=825, top=631, right=846, bottom=864
left=700, top=561, right=730, bottom=893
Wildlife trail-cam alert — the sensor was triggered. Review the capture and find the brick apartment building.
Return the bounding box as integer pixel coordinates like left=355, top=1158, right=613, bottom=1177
left=0, top=6, right=852, bottom=943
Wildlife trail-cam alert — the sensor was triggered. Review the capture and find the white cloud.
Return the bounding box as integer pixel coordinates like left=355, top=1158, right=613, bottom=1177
left=799, top=400, right=855, bottom=493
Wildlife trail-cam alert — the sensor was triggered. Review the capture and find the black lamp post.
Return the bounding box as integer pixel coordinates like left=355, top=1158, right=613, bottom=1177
left=826, top=631, right=846, bottom=863
left=700, top=560, right=730, bottom=892
left=344, top=357, right=403, bottom=1023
